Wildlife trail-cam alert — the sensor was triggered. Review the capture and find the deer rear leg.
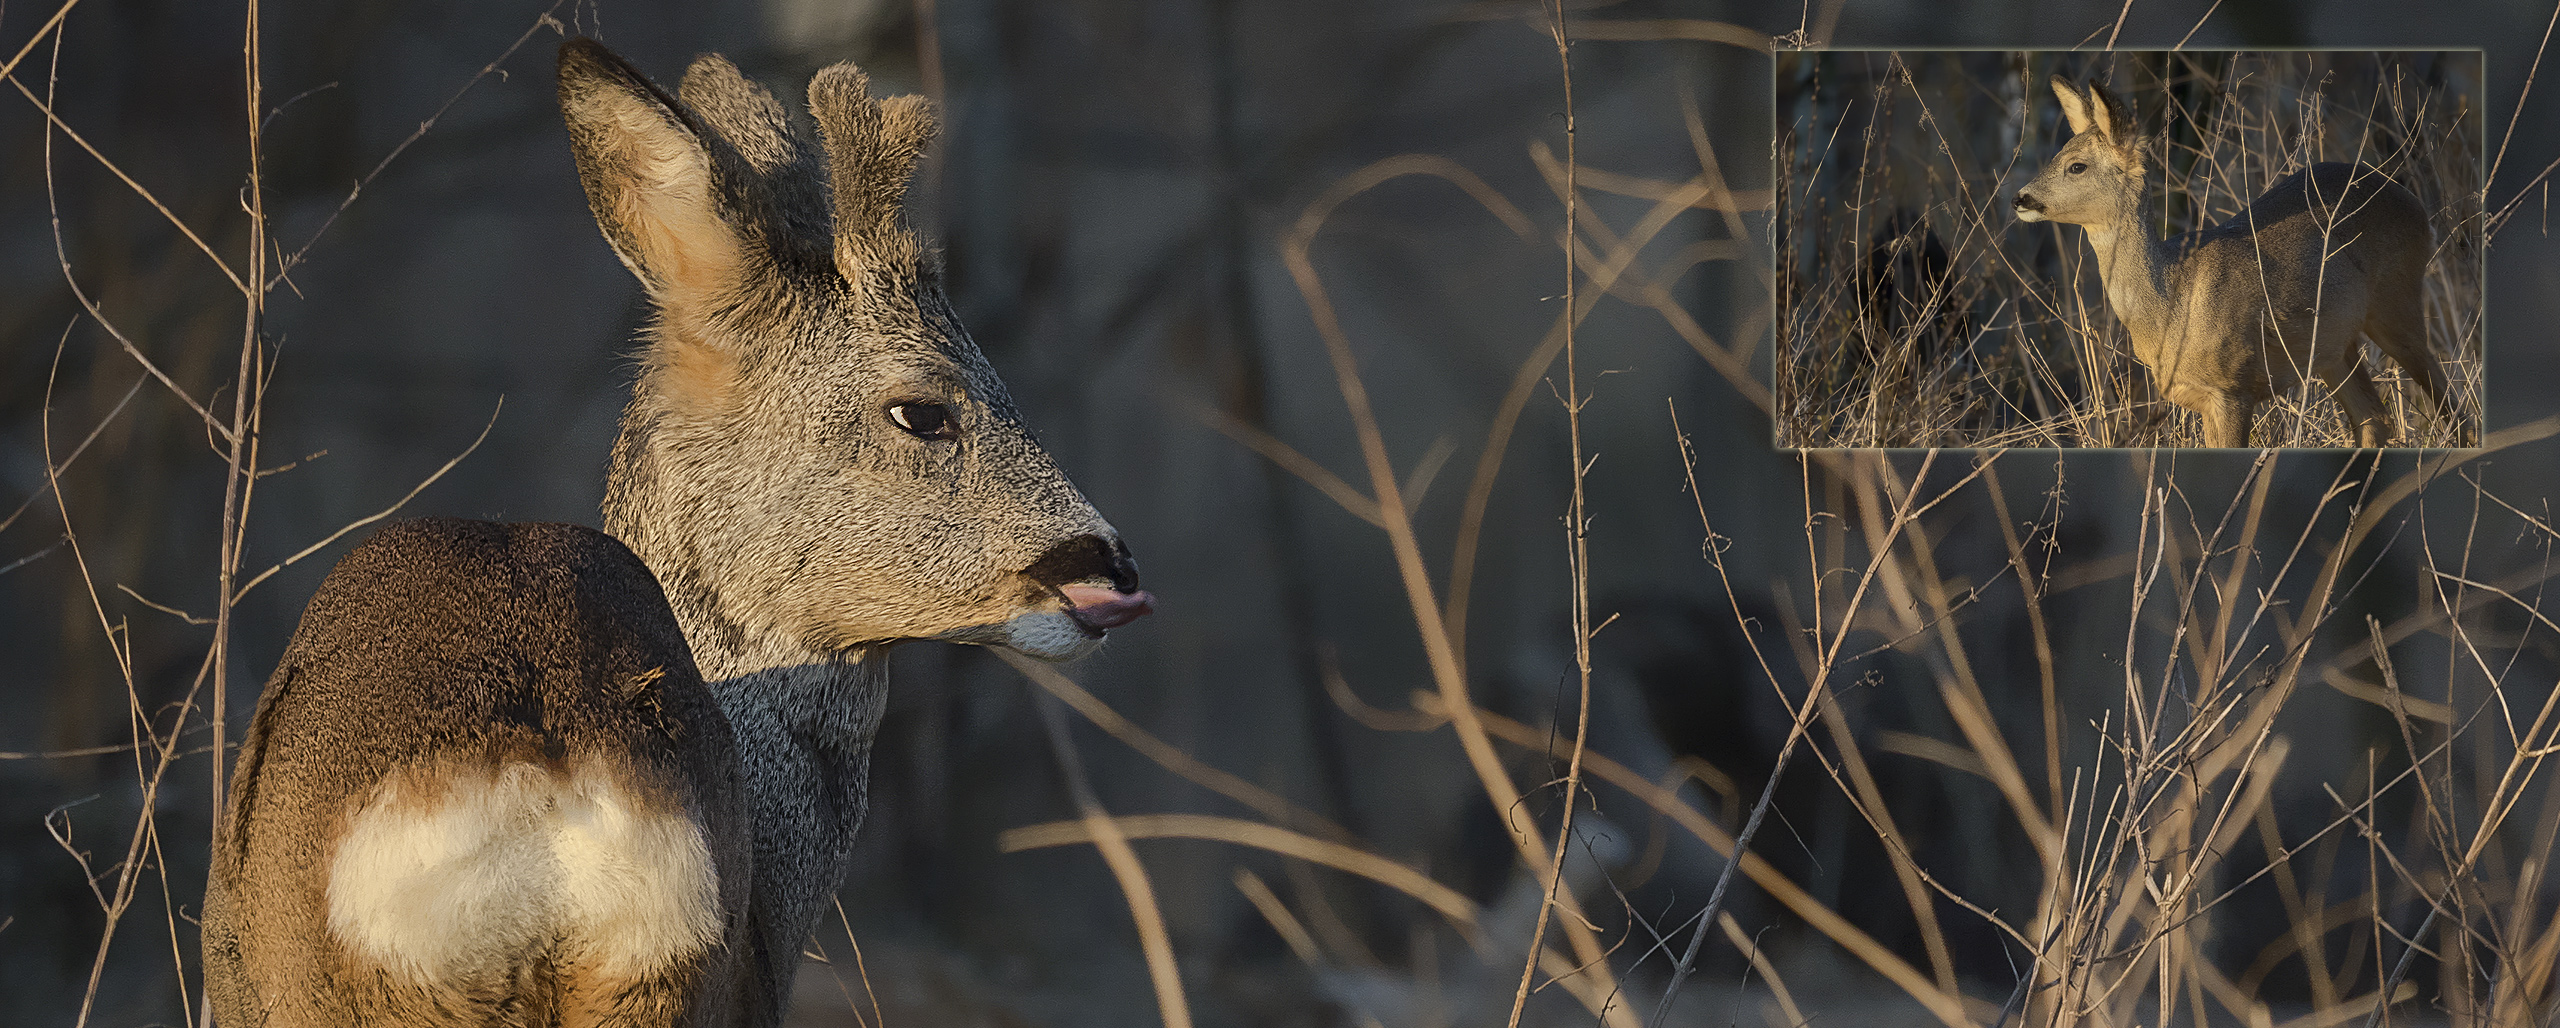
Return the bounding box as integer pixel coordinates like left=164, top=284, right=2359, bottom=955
left=2165, top=379, right=2252, bottom=448
left=2364, top=288, right=2447, bottom=439
left=2201, top=391, right=2256, bottom=448
left=2331, top=357, right=2391, bottom=447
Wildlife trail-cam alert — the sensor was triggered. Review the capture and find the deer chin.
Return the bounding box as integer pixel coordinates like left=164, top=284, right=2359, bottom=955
left=992, top=610, right=1109, bottom=661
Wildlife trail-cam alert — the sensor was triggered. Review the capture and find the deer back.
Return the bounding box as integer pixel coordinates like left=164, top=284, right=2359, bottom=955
left=205, top=518, right=757, bottom=1026
left=2168, top=163, right=2432, bottom=386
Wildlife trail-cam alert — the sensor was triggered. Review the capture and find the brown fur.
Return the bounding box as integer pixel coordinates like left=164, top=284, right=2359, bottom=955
left=205, top=520, right=752, bottom=1027
left=654, top=316, right=743, bottom=412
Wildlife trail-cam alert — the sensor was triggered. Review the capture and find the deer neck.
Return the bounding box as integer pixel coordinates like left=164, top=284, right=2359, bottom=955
left=602, top=421, right=887, bottom=1011
left=2081, top=184, right=2178, bottom=371
left=601, top=408, right=885, bottom=723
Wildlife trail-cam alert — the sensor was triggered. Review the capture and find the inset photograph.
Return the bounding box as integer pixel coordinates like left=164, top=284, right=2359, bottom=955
left=1775, top=51, right=2484, bottom=448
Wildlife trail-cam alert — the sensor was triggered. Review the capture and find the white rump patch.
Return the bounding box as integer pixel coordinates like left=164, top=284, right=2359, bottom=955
left=326, top=765, right=557, bottom=980
left=327, top=761, right=722, bottom=983
left=548, top=764, right=724, bottom=974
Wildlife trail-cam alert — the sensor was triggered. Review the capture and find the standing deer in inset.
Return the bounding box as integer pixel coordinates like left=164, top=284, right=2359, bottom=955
left=2013, top=74, right=2445, bottom=447
left=202, top=39, right=1154, bottom=1026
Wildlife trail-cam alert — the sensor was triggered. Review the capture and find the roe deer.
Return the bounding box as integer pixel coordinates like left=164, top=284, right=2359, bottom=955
left=202, top=39, right=1153, bottom=1027
left=2012, top=75, right=2445, bottom=447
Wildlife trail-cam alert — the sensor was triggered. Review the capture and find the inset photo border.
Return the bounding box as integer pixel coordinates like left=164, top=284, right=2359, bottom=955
left=1774, top=50, right=2484, bottom=449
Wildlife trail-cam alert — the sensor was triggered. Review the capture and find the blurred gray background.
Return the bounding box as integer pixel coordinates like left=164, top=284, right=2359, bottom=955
left=4, top=0, right=2558, bottom=1025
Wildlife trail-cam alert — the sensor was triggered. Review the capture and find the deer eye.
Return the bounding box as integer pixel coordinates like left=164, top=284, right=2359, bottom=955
left=886, top=401, right=956, bottom=440
left=2068, top=162, right=2088, bottom=174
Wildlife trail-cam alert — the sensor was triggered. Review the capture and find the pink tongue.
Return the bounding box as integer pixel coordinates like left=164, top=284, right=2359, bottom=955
left=1061, top=585, right=1156, bottom=630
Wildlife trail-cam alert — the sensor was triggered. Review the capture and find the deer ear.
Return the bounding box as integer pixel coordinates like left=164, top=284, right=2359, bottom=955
left=558, top=39, right=743, bottom=303
left=679, top=54, right=798, bottom=174
left=2087, top=82, right=2132, bottom=147
left=808, top=64, right=936, bottom=283
left=2049, top=74, right=2094, bottom=136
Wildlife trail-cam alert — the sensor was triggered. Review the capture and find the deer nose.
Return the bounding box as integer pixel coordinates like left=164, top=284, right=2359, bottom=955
left=1031, top=534, right=1153, bottom=631
left=1024, top=533, right=1142, bottom=594
left=2013, top=191, right=2044, bottom=214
